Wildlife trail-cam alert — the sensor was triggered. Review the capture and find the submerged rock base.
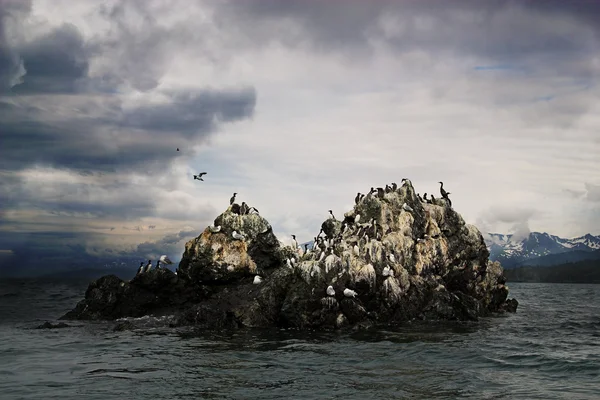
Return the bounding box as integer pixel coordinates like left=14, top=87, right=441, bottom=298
left=62, top=182, right=518, bottom=330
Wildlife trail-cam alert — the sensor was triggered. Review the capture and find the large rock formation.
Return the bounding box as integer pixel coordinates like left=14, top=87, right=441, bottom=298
left=62, top=182, right=518, bottom=330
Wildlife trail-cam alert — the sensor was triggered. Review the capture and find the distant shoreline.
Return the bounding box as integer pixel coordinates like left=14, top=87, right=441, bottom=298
left=504, top=259, right=600, bottom=284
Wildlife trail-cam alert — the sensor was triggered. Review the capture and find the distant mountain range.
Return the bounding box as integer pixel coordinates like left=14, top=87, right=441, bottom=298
left=484, top=232, right=600, bottom=268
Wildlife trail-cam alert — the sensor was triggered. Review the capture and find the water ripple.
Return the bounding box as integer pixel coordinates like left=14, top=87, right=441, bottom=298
left=0, top=281, right=599, bottom=399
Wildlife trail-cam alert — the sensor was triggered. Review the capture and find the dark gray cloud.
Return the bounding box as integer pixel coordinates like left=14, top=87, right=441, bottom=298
left=0, top=86, right=256, bottom=172
left=11, top=23, right=90, bottom=94
left=217, top=0, right=600, bottom=74
left=0, top=0, right=30, bottom=90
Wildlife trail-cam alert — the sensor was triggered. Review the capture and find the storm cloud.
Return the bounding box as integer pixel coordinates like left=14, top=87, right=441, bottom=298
left=1, top=0, right=599, bottom=276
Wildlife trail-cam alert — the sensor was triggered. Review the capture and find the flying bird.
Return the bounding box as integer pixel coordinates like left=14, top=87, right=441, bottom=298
left=177, top=148, right=180, bottom=151
left=194, top=172, right=207, bottom=181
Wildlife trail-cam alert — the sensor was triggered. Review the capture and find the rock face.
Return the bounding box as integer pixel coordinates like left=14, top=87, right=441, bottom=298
left=62, top=183, right=518, bottom=330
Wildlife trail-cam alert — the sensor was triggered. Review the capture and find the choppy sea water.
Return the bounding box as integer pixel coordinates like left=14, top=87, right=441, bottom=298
left=0, top=280, right=598, bottom=400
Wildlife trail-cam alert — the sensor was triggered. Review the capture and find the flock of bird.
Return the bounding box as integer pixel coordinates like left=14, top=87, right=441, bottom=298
left=140, top=151, right=454, bottom=299
left=251, top=178, right=453, bottom=299
left=135, top=254, right=173, bottom=276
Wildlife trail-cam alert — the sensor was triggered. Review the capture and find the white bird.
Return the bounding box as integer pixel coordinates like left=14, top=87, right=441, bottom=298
left=343, top=288, right=357, bottom=298
left=159, top=255, right=173, bottom=265
left=402, top=203, right=414, bottom=213
left=209, top=224, right=222, bottom=233
left=326, top=285, right=335, bottom=296
left=232, top=230, right=246, bottom=240
left=388, top=253, right=396, bottom=263
left=286, top=258, right=293, bottom=269
left=318, top=251, right=326, bottom=262
left=253, top=275, right=263, bottom=284
left=382, top=266, right=394, bottom=277
left=355, top=214, right=361, bottom=224
left=353, top=244, right=360, bottom=256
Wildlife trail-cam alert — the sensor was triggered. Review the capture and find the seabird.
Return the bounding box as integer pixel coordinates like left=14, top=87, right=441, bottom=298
left=291, top=234, right=298, bottom=249
left=249, top=207, right=260, bottom=214
left=193, top=172, right=207, bottom=181
left=318, top=250, right=326, bottom=262
left=286, top=258, right=293, bottom=269
left=385, top=184, right=391, bottom=193
left=439, top=182, right=452, bottom=207
left=229, top=192, right=237, bottom=205
left=232, top=230, right=246, bottom=240
left=417, top=193, right=423, bottom=202
left=326, top=285, right=335, bottom=296
left=177, top=148, right=179, bottom=151
left=388, top=253, right=396, bottom=263
left=209, top=224, right=222, bottom=233
left=240, top=202, right=249, bottom=215
left=402, top=203, right=414, bottom=213
left=343, top=288, right=357, bottom=298
left=353, top=243, right=360, bottom=256
left=328, top=210, right=336, bottom=220
left=253, top=275, right=263, bottom=284
left=355, top=192, right=362, bottom=204
left=137, top=262, right=144, bottom=275
left=354, top=214, right=361, bottom=224
left=304, top=243, right=309, bottom=254
left=159, top=255, right=173, bottom=265
left=376, top=187, right=385, bottom=198
left=391, top=182, right=397, bottom=191
left=155, top=260, right=161, bottom=269
left=382, top=266, right=394, bottom=277
left=144, top=259, right=152, bottom=273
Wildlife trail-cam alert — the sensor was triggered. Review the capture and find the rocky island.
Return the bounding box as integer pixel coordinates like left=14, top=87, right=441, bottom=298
left=62, top=181, right=518, bottom=330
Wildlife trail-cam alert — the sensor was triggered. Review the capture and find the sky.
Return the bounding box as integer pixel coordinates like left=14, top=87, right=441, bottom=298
left=1, top=0, right=599, bottom=275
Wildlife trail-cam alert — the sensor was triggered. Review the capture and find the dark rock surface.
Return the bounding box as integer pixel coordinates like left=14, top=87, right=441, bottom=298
left=62, top=183, right=518, bottom=330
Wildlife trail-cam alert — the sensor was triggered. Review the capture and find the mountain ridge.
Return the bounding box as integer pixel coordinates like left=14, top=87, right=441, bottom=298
left=484, top=231, right=600, bottom=268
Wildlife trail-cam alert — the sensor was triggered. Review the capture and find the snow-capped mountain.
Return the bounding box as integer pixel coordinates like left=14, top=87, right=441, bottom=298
left=485, top=232, right=600, bottom=268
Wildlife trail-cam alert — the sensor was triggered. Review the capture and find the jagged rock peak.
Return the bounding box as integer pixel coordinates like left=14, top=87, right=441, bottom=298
left=177, top=204, right=283, bottom=284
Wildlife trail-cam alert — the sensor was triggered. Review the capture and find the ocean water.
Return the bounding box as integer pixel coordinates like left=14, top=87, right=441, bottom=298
left=0, top=280, right=598, bottom=400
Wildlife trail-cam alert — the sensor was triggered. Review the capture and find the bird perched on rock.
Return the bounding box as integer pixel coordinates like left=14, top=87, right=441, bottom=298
left=232, top=230, right=245, bottom=240
left=209, top=224, right=222, bottom=233
left=230, top=192, right=237, bottom=205
left=253, top=275, right=263, bottom=284
left=439, top=182, right=452, bottom=207
left=355, top=192, right=362, bottom=204
left=326, top=286, right=335, bottom=296
left=391, top=182, right=398, bottom=191
left=240, top=202, right=249, bottom=215
left=249, top=207, right=260, bottom=214
left=328, top=210, right=336, bottom=220
left=402, top=203, right=414, bottom=213
left=159, top=255, right=173, bottom=265
left=291, top=234, right=298, bottom=249
left=343, top=288, right=357, bottom=298
left=144, top=259, right=152, bottom=273
left=137, top=262, right=144, bottom=275
left=382, top=266, right=394, bottom=277
left=193, top=172, right=207, bottom=181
